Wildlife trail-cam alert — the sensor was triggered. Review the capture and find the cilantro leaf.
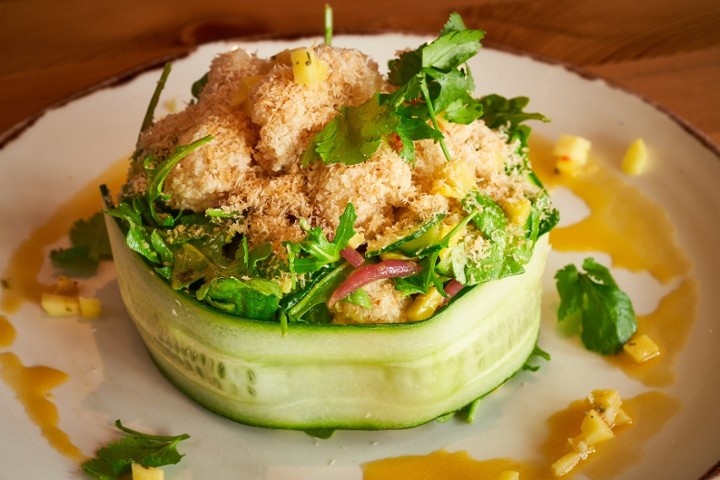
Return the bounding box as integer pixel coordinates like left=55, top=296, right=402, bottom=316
left=478, top=94, right=549, bottom=148
left=50, top=211, right=112, bottom=273
left=302, top=94, right=397, bottom=166
left=554, top=258, right=637, bottom=355
left=82, top=420, right=190, bottom=480
left=303, top=12, right=486, bottom=166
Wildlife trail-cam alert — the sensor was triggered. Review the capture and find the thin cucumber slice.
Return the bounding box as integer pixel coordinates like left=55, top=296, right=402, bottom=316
left=107, top=215, right=549, bottom=430
left=366, top=213, right=446, bottom=257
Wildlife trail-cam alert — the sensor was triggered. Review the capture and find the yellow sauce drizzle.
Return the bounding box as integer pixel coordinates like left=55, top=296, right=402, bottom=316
left=363, top=136, right=695, bottom=479
left=613, top=277, right=699, bottom=386
left=363, top=391, right=680, bottom=480
left=0, top=352, right=87, bottom=462
left=529, top=137, right=692, bottom=285
left=0, top=314, right=16, bottom=347
left=0, top=158, right=128, bottom=314
left=0, top=157, right=127, bottom=463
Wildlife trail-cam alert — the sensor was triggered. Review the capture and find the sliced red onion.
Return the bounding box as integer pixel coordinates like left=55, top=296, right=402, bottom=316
left=442, top=279, right=465, bottom=305
left=329, top=260, right=422, bottom=307
left=340, top=246, right=365, bottom=268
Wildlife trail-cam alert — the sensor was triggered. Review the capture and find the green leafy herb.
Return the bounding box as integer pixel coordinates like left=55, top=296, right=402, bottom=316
left=284, top=203, right=357, bottom=274
left=522, top=344, right=551, bottom=372
left=555, top=258, right=637, bottom=355
left=303, top=12, right=484, bottom=166
left=49, top=211, right=112, bottom=273
left=82, top=419, right=190, bottom=480
left=191, top=72, right=209, bottom=101
left=477, top=94, right=549, bottom=149
left=324, top=3, right=333, bottom=46
left=138, top=62, right=172, bottom=141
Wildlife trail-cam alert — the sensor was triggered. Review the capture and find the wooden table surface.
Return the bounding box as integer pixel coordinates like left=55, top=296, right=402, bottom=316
left=0, top=1, right=718, bottom=477
left=0, top=0, right=719, bottom=147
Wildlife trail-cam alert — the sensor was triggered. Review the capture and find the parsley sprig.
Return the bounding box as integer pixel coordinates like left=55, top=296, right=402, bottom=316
left=82, top=420, right=190, bottom=480
left=555, top=258, right=637, bottom=355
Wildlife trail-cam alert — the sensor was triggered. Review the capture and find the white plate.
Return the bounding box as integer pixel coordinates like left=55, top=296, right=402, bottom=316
left=1, top=34, right=719, bottom=479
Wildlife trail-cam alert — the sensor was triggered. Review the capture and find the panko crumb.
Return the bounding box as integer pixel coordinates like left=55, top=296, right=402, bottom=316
left=331, top=279, right=412, bottom=324
left=129, top=42, right=534, bottom=264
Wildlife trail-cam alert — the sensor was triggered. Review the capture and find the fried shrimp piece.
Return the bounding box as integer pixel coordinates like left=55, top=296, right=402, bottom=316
left=309, top=146, right=415, bottom=239
left=250, top=45, right=385, bottom=173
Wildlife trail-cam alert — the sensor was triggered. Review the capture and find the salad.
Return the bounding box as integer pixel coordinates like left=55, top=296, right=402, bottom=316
left=104, top=12, right=558, bottom=432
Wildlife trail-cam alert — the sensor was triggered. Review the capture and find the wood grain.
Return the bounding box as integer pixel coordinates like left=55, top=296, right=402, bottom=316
left=0, top=0, right=718, bottom=145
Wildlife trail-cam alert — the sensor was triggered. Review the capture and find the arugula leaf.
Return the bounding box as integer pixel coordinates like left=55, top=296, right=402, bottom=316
left=144, top=135, right=213, bottom=227
left=139, top=63, right=172, bottom=136
left=50, top=211, right=112, bottom=273
left=285, top=203, right=357, bottom=274
left=203, top=277, right=281, bottom=320
left=554, top=258, right=637, bottom=355
left=82, top=419, right=190, bottom=480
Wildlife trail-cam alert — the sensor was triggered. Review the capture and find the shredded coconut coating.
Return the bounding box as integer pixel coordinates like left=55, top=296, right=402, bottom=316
left=251, top=45, right=384, bottom=173
left=124, top=43, right=543, bottom=323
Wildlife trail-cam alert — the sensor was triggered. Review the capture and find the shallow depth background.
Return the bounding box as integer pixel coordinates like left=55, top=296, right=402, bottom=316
left=0, top=0, right=719, bottom=145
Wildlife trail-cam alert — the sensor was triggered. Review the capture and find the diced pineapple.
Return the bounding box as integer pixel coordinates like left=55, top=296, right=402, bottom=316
left=614, top=407, right=633, bottom=426
left=406, top=286, right=446, bottom=321
left=229, top=75, right=263, bottom=108
left=502, top=197, right=532, bottom=227
left=131, top=463, right=164, bottom=480
left=580, top=409, right=615, bottom=445
left=551, top=450, right=583, bottom=477
left=291, top=48, right=329, bottom=85
left=431, top=158, right=477, bottom=199
left=348, top=232, right=366, bottom=249
left=621, top=138, right=648, bottom=175
left=41, top=293, right=81, bottom=317
left=623, top=333, right=660, bottom=363
left=553, top=135, right=591, bottom=175
left=567, top=434, right=595, bottom=456
left=588, top=389, right=622, bottom=426
left=495, top=471, right=520, bottom=480
left=79, top=297, right=102, bottom=319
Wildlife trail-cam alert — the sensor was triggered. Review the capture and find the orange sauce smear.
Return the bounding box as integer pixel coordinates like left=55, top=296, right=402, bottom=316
left=363, top=136, right=696, bottom=479
left=0, top=157, right=127, bottom=463
left=363, top=392, right=680, bottom=480
left=0, top=314, right=16, bottom=347
left=529, top=137, right=692, bottom=284
left=0, top=352, right=88, bottom=462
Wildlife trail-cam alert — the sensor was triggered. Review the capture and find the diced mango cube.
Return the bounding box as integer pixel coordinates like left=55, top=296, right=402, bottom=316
left=580, top=409, right=615, bottom=445
left=588, top=389, right=622, bottom=426
left=406, top=287, right=446, bottom=321
left=553, top=135, right=591, bottom=175
left=551, top=450, right=583, bottom=477
left=495, top=471, right=520, bottom=480
left=291, top=48, right=329, bottom=85
left=431, top=158, right=476, bottom=199
left=41, top=293, right=81, bottom=317
left=623, top=333, right=660, bottom=363
left=614, top=407, right=633, bottom=427
left=79, top=297, right=102, bottom=319
left=131, top=463, right=164, bottom=480
left=567, top=434, right=594, bottom=455
left=229, top=75, right=263, bottom=108
left=502, top=197, right=532, bottom=227
left=621, top=138, right=648, bottom=175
